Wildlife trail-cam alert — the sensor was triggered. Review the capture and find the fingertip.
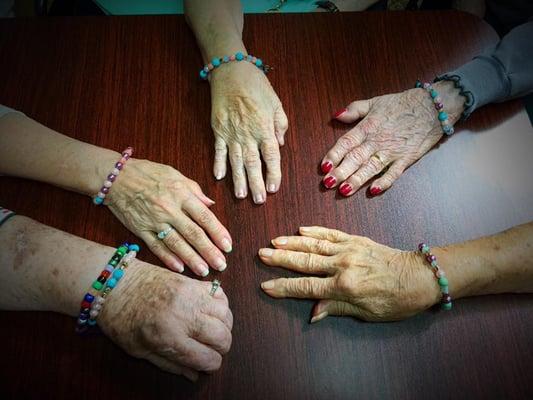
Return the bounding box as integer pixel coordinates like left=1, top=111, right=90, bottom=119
left=310, top=311, right=328, bottom=324
left=266, top=183, right=278, bottom=193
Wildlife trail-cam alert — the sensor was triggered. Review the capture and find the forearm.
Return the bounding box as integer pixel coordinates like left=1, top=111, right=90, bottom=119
left=184, top=0, right=246, bottom=61
left=0, top=112, right=119, bottom=196
left=0, top=215, right=118, bottom=316
left=434, top=222, right=533, bottom=299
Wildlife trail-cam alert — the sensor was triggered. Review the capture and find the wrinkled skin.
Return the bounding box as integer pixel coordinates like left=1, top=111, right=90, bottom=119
left=321, top=81, right=464, bottom=196
left=108, top=159, right=232, bottom=276
left=259, top=226, right=440, bottom=322
left=210, top=61, right=288, bottom=204
left=98, top=260, right=233, bottom=380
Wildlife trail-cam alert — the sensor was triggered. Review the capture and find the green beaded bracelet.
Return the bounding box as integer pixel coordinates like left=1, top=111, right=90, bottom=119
left=418, top=243, right=452, bottom=310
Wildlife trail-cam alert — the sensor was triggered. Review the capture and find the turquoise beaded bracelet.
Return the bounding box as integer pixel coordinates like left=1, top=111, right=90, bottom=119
left=415, top=80, right=455, bottom=136
left=199, top=52, right=271, bottom=80
left=419, top=243, right=452, bottom=310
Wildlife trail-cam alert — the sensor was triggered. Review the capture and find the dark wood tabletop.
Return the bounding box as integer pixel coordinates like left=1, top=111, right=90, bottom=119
left=1, top=10, right=532, bottom=400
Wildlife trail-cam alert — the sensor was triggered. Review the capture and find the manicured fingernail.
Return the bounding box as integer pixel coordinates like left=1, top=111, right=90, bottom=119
left=273, top=237, right=288, bottom=245
left=323, top=175, right=337, bottom=189
left=215, top=174, right=223, bottom=180
left=236, top=190, right=245, bottom=199
left=261, top=280, right=275, bottom=290
left=310, top=311, right=328, bottom=324
left=321, top=161, right=333, bottom=174
left=205, top=197, right=216, bottom=206
left=215, top=258, right=227, bottom=271
left=259, top=248, right=273, bottom=257
left=267, top=184, right=276, bottom=193
left=333, top=108, right=347, bottom=119
left=339, top=182, right=352, bottom=197
left=370, top=186, right=382, bottom=196
left=173, top=260, right=184, bottom=273
left=221, top=238, right=232, bottom=253
left=197, top=264, right=209, bottom=277
left=254, top=194, right=265, bottom=204
left=299, top=226, right=311, bottom=233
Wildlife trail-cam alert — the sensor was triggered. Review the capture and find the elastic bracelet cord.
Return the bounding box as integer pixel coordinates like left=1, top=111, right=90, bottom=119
left=199, top=52, right=271, bottom=80
left=0, top=207, right=16, bottom=228
left=75, top=243, right=140, bottom=334
left=93, top=147, right=133, bottom=205
left=415, top=81, right=455, bottom=136
left=434, top=74, right=474, bottom=121
left=418, top=243, right=452, bottom=310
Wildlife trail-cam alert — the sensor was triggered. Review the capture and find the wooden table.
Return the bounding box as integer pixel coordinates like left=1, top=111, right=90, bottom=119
left=1, top=11, right=532, bottom=400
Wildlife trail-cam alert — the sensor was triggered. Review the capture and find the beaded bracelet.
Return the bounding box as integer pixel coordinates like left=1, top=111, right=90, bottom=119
left=418, top=243, right=452, bottom=310
left=75, top=243, right=134, bottom=333
left=87, top=244, right=139, bottom=326
left=0, top=206, right=16, bottom=228
left=199, top=52, right=271, bottom=80
left=415, top=81, right=455, bottom=136
left=93, top=147, right=133, bottom=205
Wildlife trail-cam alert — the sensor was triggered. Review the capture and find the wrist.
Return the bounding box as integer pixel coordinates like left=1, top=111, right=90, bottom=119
left=433, top=80, right=466, bottom=125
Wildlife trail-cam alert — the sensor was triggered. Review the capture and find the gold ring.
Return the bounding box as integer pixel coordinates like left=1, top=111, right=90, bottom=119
left=371, top=154, right=387, bottom=167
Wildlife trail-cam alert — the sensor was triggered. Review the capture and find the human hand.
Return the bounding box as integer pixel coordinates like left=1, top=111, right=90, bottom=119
left=259, top=226, right=440, bottom=322
left=98, top=260, right=233, bottom=381
left=321, top=81, right=465, bottom=196
left=107, top=158, right=232, bottom=276
left=209, top=61, right=288, bottom=204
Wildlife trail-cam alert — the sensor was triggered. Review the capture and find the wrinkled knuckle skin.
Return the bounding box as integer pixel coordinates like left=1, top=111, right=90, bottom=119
left=243, top=153, right=261, bottom=169
left=336, top=273, right=356, bottom=297
left=262, top=148, right=280, bottom=163
left=196, top=209, right=215, bottom=227
left=337, top=134, right=359, bottom=151
left=182, top=223, right=203, bottom=241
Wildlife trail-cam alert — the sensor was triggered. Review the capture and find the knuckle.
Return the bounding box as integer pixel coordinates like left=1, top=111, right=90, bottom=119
left=196, top=208, right=215, bottom=227
left=337, top=134, right=359, bottom=151
left=336, top=273, right=357, bottom=296
left=182, top=223, right=204, bottom=241
left=261, top=147, right=280, bottom=163
left=243, top=152, right=261, bottom=168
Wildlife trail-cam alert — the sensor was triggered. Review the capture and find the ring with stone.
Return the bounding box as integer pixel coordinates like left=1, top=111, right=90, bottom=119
left=157, top=226, right=174, bottom=240
left=209, top=279, right=221, bottom=297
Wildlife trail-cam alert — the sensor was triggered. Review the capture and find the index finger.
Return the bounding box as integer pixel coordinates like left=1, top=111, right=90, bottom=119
left=261, top=276, right=336, bottom=299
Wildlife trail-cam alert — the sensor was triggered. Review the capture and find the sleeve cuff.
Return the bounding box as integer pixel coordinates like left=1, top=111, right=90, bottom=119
left=0, top=104, right=24, bottom=119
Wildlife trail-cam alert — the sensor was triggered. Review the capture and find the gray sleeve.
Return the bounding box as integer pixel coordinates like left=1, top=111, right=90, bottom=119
left=0, top=104, right=24, bottom=119
left=436, top=21, right=533, bottom=119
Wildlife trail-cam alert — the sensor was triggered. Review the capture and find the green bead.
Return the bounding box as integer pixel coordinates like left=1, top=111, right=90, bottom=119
left=92, top=281, right=103, bottom=291
left=438, top=276, right=449, bottom=287
left=116, top=246, right=128, bottom=256
left=109, top=259, right=118, bottom=267
left=421, top=244, right=430, bottom=254
left=441, top=302, right=452, bottom=311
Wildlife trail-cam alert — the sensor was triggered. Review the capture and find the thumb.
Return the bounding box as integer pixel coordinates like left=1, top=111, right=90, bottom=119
left=332, top=99, right=373, bottom=123
left=310, top=299, right=361, bottom=323
left=274, top=106, right=288, bottom=146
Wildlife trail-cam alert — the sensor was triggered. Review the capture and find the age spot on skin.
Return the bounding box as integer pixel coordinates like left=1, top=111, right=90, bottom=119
left=52, top=268, right=59, bottom=277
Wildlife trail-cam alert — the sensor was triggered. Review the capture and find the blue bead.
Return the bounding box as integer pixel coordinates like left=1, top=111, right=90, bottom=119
left=443, top=125, right=454, bottom=135
left=88, top=319, right=97, bottom=326
left=438, top=111, right=448, bottom=121
left=223, top=56, right=229, bottom=63
left=430, top=89, right=438, bottom=98
left=128, top=244, right=140, bottom=252
left=212, top=58, right=221, bottom=67
left=199, top=70, right=208, bottom=80
left=235, top=52, right=244, bottom=61
left=255, top=58, right=263, bottom=67
left=84, top=293, right=95, bottom=303
left=93, top=196, right=104, bottom=205
left=113, top=269, right=124, bottom=280
left=415, top=80, right=422, bottom=88
left=77, top=318, right=87, bottom=325
left=107, top=278, right=117, bottom=289
left=246, top=55, right=252, bottom=61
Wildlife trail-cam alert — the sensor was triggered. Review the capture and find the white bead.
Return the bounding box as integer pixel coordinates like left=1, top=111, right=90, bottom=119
left=93, top=303, right=102, bottom=311
left=89, top=310, right=99, bottom=318
left=96, top=296, right=106, bottom=305
left=434, top=96, right=442, bottom=103
left=112, top=168, right=120, bottom=175
left=441, top=119, right=449, bottom=126
left=103, top=180, right=113, bottom=188
left=97, top=192, right=106, bottom=199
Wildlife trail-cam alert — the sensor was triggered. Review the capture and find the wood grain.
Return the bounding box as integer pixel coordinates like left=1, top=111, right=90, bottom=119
left=1, top=11, right=532, bottom=400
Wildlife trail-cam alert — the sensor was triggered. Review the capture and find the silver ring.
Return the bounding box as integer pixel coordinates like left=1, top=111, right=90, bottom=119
left=209, top=279, right=221, bottom=297
left=157, top=226, right=174, bottom=240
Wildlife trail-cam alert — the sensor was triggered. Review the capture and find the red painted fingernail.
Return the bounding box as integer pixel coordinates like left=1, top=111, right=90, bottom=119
left=321, top=161, right=333, bottom=174
left=323, top=176, right=337, bottom=189
left=339, top=183, right=352, bottom=196
left=370, top=186, right=382, bottom=196
left=333, top=108, right=347, bottom=119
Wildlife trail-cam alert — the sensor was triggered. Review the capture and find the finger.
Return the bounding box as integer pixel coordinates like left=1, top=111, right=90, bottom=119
left=321, top=126, right=367, bottom=175
left=202, top=280, right=229, bottom=306
left=213, top=136, right=228, bottom=181
left=139, top=231, right=185, bottom=273
left=274, top=106, right=288, bottom=146
left=324, top=141, right=376, bottom=188
left=202, top=297, right=233, bottom=331
left=261, top=276, right=336, bottom=299
left=160, top=337, right=223, bottom=373
left=261, top=140, right=281, bottom=193
left=192, top=315, right=232, bottom=355
left=298, top=226, right=352, bottom=242
left=173, top=215, right=227, bottom=273
left=161, top=228, right=210, bottom=277
left=339, top=152, right=389, bottom=197
left=145, top=353, right=199, bottom=381
left=332, top=98, right=373, bottom=123
left=258, top=248, right=334, bottom=275
left=185, top=180, right=215, bottom=207
left=183, top=198, right=233, bottom=254
left=243, top=144, right=266, bottom=204
left=228, top=143, right=247, bottom=199
left=310, top=299, right=363, bottom=323
left=369, top=157, right=413, bottom=195
left=270, top=235, right=342, bottom=256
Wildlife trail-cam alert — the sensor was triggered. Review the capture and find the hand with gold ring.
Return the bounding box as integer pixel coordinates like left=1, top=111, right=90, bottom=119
left=320, top=81, right=466, bottom=197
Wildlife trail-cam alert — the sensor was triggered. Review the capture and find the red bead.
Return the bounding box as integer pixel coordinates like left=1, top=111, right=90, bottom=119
left=101, top=270, right=111, bottom=279
left=321, top=161, right=333, bottom=174
left=81, top=300, right=91, bottom=309
left=323, top=176, right=336, bottom=188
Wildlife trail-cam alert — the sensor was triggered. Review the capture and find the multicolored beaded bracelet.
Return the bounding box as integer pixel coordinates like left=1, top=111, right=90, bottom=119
left=75, top=243, right=131, bottom=333
left=0, top=206, right=16, bottom=228
left=415, top=81, right=455, bottom=136
left=93, top=147, right=133, bottom=205
left=87, top=244, right=139, bottom=327
left=199, top=52, right=271, bottom=80
left=418, top=243, right=452, bottom=310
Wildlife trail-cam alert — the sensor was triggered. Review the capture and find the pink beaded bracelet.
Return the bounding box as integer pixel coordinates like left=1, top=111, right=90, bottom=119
left=93, top=147, right=133, bottom=205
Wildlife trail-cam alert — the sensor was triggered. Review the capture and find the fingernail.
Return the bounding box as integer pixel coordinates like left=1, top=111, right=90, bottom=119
left=259, top=248, right=273, bottom=257
left=205, top=197, right=216, bottom=206
left=215, top=174, right=223, bottom=180
left=370, top=186, right=382, bottom=196
left=273, top=237, right=288, bottom=245
left=339, top=182, right=352, bottom=197
left=221, top=238, right=232, bottom=253
left=267, top=184, right=276, bottom=193
left=197, top=264, right=209, bottom=277
left=254, top=194, right=265, bottom=204
left=321, top=161, right=333, bottom=174
left=261, top=280, right=275, bottom=290
left=332, top=108, right=347, bottom=119
left=310, top=311, right=328, bottom=324
left=323, top=176, right=337, bottom=189
left=173, top=260, right=184, bottom=273
left=236, top=190, right=246, bottom=199
left=215, top=258, right=227, bottom=271
left=299, top=226, right=311, bottom=233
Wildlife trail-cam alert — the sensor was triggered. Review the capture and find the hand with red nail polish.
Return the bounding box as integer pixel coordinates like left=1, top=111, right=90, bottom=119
left=108, top=159, right=233, bottom=276
left=258, top=226, right=440, bottom=323
left=322, top=81, right=465, bottom=196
